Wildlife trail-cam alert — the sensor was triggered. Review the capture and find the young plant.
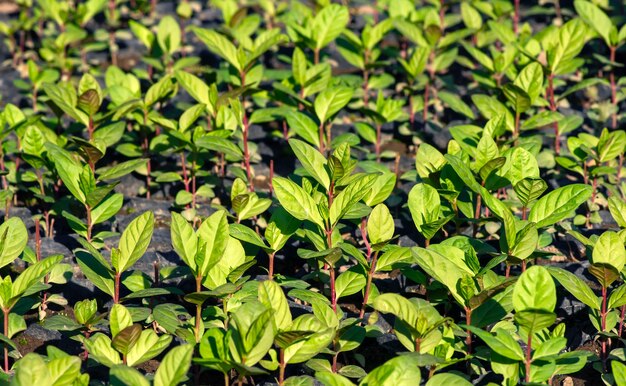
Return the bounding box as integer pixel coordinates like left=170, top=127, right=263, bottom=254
left=574, top=0, right=626, bottom=129
left=80, top=303, right=172, bottom=368
left=548, top=230, right=626, bottom=372
left=171, top=210, right=254, bottom=342
left=0, top=217, right=62, bottom=373
left=72, top=211, right=154, bottom=305
left=468, top=266, right=590, bottom=384
left=273, top=140, right=376, bottom=311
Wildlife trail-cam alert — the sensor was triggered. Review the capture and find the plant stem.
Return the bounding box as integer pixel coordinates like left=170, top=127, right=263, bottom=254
left=363, top=66, right=370, bottom=106
left=617, top=305, right=626, bottom=338
left=114, top=271, right=121, bottom=303
left=375, top=124, right=382, bottom=162
left=465, top=307, right=472, bottom=354
left=269, top=159, right=274, bottom=198
left=2, top=308, right=8, bottom=373
left=610, top=45, right=617, bottom=129
left=319, top=122, right=325, bottom=154
left=195, top=274, right=202, bottom=342
left=601, top=285, right=608, bottom=371
left=191, top=155, right=197, bottom=208
left=514, top=111, right=520, bottom=145
left=86, top=205, right=93, bottom=243
left=181, top=152, right=190, bottom=193
left=329, top=257, right=336, bottom=312
left=142, top=112, right=152, bottom=199
left=278, top=348, right=286, bottom=386
left=514, top=0, right=520, bottom=35
left=268, top=252, right=275, bottom=281
left=242, top=108, right=253, bottom=192
left=525, top=332, right=532, bottom=383
left=547, top=74, right=560, bottom=154
left=359, top=251, right=379, bottom=319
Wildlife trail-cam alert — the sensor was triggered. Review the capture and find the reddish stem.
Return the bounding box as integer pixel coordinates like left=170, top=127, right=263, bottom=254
left=548, top=74, right=560, bottom=154
left=268, top=252, right=275, bottom=281
left=601, top=285, right=608, bottom=371
left=114, top=272, right=121, bottom=303
left=610, top=46, right=617, bottom=129
left=375, top=124, right=382, bottom=162
left=514, top=0, right=520, bottom=35
left=465, top=307, right=472, bottom=354
left=3, top=308, right=9, bottom=373
left=359, top=251, right=379, bottom=319
left=525, top=332, right=532, bottom=383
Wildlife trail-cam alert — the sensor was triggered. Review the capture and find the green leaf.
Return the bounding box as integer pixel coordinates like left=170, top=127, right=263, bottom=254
left=289, top=139, right=330, bottom=189
left=502, top=84, right=531, bottom=114
left=360, top=355, right=422, bottom=386
left=412, top=246, right=472, bottom=306
left=117, top=212, right=154, bottom=273
left=196, top=211, right=230, bottom=277
left=195, top=135, right=243, bottom=158
left=83, top=334, right=122, bottom=367
left=514, top=310, right=556, bottom=334
left=613, top=360, right=626, bottom=386
left=170, top=212, right=198, bottom=271
left=75, top=250, right=115, bottom=298
left=329, top=174, right=377, bottom=227
left=0, top=218, right=28, bottom=269
left=514, top=178, right=547, bottom=207
left=258, top=280, right=292, bottom=331
left=12, top=255, right=63, bottom=300
left=45, top=142, right=86, bottom=203
left=47, top=355, right=82, bottom=385
left=12, top=353, right=51, bottom=384
left=438, top=91, right=475, bottom=119
left=157, top=16, right=181, bottom=55
left=129, top=20, right=154, bottom=49
left=109, top=304, right=133, bottom=338
left=460, top=2, right=482, bottom=30
left=592, top=231, right=626, bottom=273
left=175, top=71, right=211, bottom=110
left=466, top=326, right=524, bottom=361
left=97, top=159, right=148, bottom=181
left=77, top=89, right=100, bottom=116
left=191, top=27, right=241, bottom=72
left=273, top=177, right=324, bottom=229
left=367, top=204, right=394, bottom=245
left=335, top=267, right=366, bottom=299
left=91, top=193, right=123, bottom=225
left=315, top=371, right=354, bottom=386
left=509, top=223, right=538, bottom=261
left=598, top=129, right=626, bottom=163
left=527, top=184, right=592, bottom=228
left=153, top=344, right=194, bottom=386
left=112, top=324, right=142, bottom=355
left=126, top=330, right=173, bottom=367
left=315, top=87, right=353, bottom=123
left=574, top=0, right=613, bottom=47
left=513, top=266, right=556, bottom=313
left=533, top=337, right=567, bottom=360
left=609, top=197, right=626, bottom=228
left=286, top=111, right=320, bottom=148
left=545, top=266, right=599, bottom=310
left=408, top=183, right=440, bottom=235
left=110, top=365, right=150, bottom=386
left=230, top=223, right=267, bottom=249
left=312, top=4, right=350, bottom=50
left=514, top=62, right=543, bottom=103
left=426, top=373, right=472, bottom=386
